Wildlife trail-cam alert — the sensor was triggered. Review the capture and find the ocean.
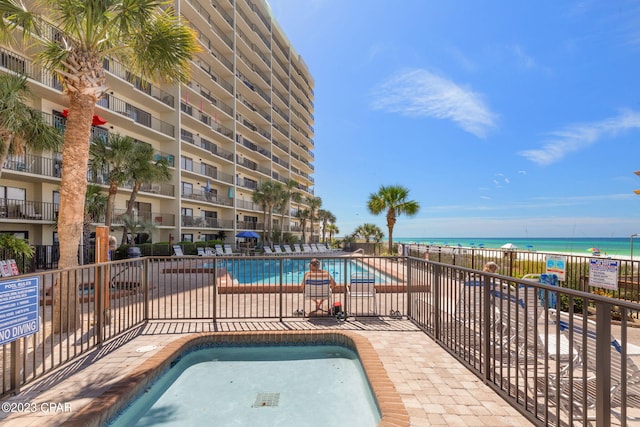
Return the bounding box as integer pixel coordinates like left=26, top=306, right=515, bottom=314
left=393, top=237, right=640, bottom=258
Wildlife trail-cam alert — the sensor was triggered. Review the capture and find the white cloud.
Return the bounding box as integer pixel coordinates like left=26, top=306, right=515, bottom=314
left=519, top=110, right=640, bottom=165
left=371, top=69, right=498, bottom=138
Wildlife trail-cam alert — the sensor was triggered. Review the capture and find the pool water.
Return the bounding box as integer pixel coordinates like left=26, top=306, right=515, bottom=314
left=108, top=345, right=380, bottom=427
left=209, top=258, right=390, bottom=285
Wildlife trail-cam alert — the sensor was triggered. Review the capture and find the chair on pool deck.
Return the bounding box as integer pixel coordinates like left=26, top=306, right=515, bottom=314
left=283, top=245, right=294, bottom=254
left=214, top=245, right=225, bottom=256
left=304, top=274, right=332, bottom=316
left=224, top=244, right=241, bottom=256
left=173, top=245, right=184, bottom=256
left=197, top=247, right=206, bottom=256
left=263, top=246, right=276, bottom=256
left=293, top=244, right=303, bottom=253
left=273, top=245, right=284, bottom=256
left=349, top=274, right=376, bottom=317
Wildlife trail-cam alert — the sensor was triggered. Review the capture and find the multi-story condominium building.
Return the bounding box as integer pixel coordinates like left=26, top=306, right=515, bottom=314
left=0, top=0, right=316, bottom=249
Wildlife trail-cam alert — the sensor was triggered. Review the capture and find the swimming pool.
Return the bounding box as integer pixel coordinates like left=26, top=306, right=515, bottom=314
left=210, top=258, right=392, bottom=285
left=108, top=344, right=380, bottom=426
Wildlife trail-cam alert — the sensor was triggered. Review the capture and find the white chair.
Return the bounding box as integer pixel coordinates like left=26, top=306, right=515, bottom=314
left=303, top=275, right=332, bottom=316
left=349, top=274, right=376, bottom=316
left=196, top=247, right=206, bottom=256
left=273, top=245, right=284, bottom=256
left=263, top=246, right=276, bottom=256
left=172, top=245, right=184, bottom=256
left=283, top=245, right=294, bottom=254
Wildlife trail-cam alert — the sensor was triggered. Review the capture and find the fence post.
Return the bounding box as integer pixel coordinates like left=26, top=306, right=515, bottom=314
left=433, top=263, right=441, bottom=340
left=95, top=264, right=103, bottom=347
left=212, top=258, right=217, bottom=323
left=143, top=258, right=150, bottom=321
left=483, top=272, right=491, bottom=382
left=596, top=301, right=612, bottom=427
left=10, top=340, right=20, bottom=393
left=406, top=257, right=412, bottom=318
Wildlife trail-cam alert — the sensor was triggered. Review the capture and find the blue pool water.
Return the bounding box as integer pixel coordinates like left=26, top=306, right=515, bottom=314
left=108, top=345, right=380, bottom=426
left=207, top=258, right=390, bottom=285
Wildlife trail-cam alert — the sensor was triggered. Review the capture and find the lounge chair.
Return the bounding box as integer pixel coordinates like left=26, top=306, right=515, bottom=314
left=293, top=244, right=303, bottom=253
left=172, top=245, right=184, bottom=256
left=303, top=274, right=332, bottom=316
left=223, top=244, right=241, bottom=256
left=313, top=243, right=325, bottom=253
left=214, top=245, right=225, bottom=256
left=553, top=310, right=640, bottom=422
left=197, top=247, right=206, bottom=256
left=205, top=247, right=216, bottom=256
left=263, top=246, right=276, bottom=256
left=283, top=245, right=294, bottom=254
left=273, top=245, right=284, bottom=255
left=302, top=244, right=315, bottom=253
left=349, top=274, right=376, bottom=316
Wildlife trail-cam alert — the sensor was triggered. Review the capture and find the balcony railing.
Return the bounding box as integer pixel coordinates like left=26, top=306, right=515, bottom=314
left=96, top=94, right=175, bottom=137
left=0, top=199, right=57, bottom=221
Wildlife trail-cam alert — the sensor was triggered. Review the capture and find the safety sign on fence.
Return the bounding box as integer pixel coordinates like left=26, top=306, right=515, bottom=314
left=0, top=277, right=40, bottom=346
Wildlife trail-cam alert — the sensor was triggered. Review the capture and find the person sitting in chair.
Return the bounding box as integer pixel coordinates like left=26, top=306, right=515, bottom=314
left=301, top=258, right=336, bottom=316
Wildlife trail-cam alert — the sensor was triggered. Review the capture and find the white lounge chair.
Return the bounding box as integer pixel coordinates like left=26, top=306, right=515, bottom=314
left=214, top=245, right=225, bottom=256
left=197, top=247, right=206, bottom=256
left=172, top=245, right=184, bottom=256
left=283, top=245, right=294, bottom=254
left=293, top=244, right=303, bottom=253
left=349, top=274, right=376, bottom=316
left=223, top=244, right=240, bottom=256
left=303, top=274, right=332, bottom=316
left=273, top=245, right=284, bottom=255
left=263, top=246, right=276, bottom=256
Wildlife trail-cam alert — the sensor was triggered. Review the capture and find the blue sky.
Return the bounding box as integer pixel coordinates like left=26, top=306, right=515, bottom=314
left=268, top=0, right=640, bottom=239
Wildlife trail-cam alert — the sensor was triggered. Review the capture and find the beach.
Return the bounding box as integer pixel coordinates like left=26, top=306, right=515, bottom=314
left=395, top=237, right=638, bottom=260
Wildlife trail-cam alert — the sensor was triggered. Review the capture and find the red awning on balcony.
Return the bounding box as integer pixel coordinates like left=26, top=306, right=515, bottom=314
left=62, top=109, right=108, bottom=126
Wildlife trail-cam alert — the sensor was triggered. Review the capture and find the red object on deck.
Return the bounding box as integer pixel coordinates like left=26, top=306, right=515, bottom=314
left=61, top=109, right=108, bottom=126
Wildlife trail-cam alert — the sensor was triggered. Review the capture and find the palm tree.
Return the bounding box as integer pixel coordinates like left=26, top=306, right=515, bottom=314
left=82, top=184, right=108, bottom=261
left=0, top=0, right=198, bottom=331
left=367, top=185, right=420, bottom=254
left=276, top=179, right=299, bottom=241
left=317, top=209, right=336, bottom=243
left=121, top=144, right=171, bottom=245
left=296, top=209, right=310, bottom=243
left=252, top=180, right=282, bottom=247
left=305, top=196, right=322, bottom=244
left=325, top=223, right=339, bottom=243
left=0, top=73, right=62, bottom=179
left=354, top=223, right=383, bottom=243
left=89, top=134, right=136, bottom=227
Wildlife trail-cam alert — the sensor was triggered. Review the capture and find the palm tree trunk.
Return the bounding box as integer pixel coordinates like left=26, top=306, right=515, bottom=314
left=54, top=95, right=95, bottom=332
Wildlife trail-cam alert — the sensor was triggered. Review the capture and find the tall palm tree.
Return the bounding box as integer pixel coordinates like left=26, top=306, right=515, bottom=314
left=296, top=209, right=310, bottom=244
left=89, top=134, right=136, bottom=227
left=367, top=185, right=420, bottom=254
left=0, top=1, right=198, bottom=271
left=317, top=209, right=336, bottom=243
left=0, top=73, right=62, bottom=179
left=121, top=144, right=171, bottom=245
left=305, top=196, right=322, bottom=244
left=252, top=180, right=282, bottom=247
left=0, top=0, right=198, bottom=331
left=276, top=179, right=299, bottom=240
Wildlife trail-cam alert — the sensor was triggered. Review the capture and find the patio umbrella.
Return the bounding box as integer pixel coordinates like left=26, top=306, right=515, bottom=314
left=501, top=243, right=517, bottom=250
left=587, top=247, right=600, bottom=253
left=236, top=231, right=260, bottom=239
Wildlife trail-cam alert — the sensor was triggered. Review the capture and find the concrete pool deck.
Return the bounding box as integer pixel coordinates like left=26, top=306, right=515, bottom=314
left=0, top=319, right=531, bottom=427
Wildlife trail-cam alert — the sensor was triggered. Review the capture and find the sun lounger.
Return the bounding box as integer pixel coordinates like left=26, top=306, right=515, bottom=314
left=197, top=247, right=206, bottom=256
left=263, top=246, right=276, bottom=256
left=172, top=245, right=184, bottom=256
left=293, top=244, right=303, bottom=253
left=273, top=245, right=284, bottom=255
left=223, top=244, right=241, bottom=256
left=283, top=245, right=294, bottom=254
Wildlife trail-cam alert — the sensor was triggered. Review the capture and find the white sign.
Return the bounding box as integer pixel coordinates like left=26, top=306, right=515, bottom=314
left=588, top=259, right=619, bottom=290
left=0, top=277, right=40, bottom=345
left=545, top=255, right=567, bottom=281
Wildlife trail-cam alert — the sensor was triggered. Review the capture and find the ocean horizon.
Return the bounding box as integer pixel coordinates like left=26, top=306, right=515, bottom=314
left=393, top=237, right=640, bottom=258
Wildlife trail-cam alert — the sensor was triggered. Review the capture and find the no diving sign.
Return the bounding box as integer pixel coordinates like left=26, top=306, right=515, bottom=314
left=0, top=277, right=40, bottom=345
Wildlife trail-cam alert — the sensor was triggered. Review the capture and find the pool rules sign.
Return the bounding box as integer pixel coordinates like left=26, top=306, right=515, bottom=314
left=0, top=277, right=40, bottom=345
